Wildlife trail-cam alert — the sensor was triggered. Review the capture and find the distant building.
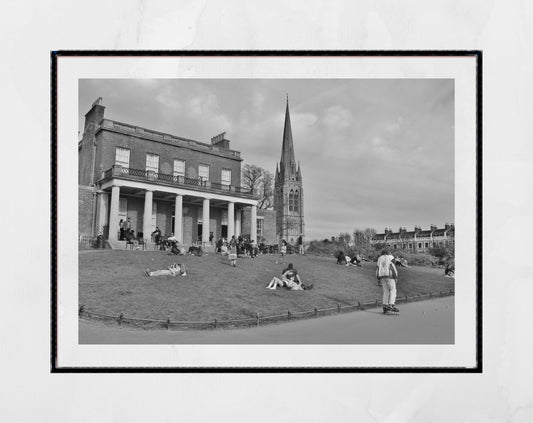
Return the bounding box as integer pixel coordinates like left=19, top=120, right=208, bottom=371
left=370, top=224, right=455, bottom=253
left=78, top=98, right=258, bottom=247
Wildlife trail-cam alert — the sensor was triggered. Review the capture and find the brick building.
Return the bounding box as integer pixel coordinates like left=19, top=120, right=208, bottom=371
left=78, top=98, right=258, bottom=248
left=370, top=224, right=455, bottom=253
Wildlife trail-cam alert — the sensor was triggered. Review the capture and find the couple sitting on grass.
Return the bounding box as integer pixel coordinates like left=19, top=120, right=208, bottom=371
left=145, top=262, right=188, bottom=277
left=266, top=263, right=313, bottom=291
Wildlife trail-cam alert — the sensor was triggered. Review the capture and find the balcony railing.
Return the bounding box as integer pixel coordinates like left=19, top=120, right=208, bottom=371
left=100, top=165, right=255, bottom=197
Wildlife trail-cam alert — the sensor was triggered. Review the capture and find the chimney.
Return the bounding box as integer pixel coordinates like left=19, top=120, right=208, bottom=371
left=430, top=224, right=437, bottom=232
left=84, top=97, right=105, bottom=134
left=210, top=132, right=230, bottom=149
left=444, top=223, right=450, bottom=230
left=414, top=226, right=421, bottom=234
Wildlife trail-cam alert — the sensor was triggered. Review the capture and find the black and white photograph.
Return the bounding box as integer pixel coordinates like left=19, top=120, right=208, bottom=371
left=53, top=53, right=479, bottom=369
left=6, top=0, right=533, bottom=421
left=77, top=78, right=457, bottom=345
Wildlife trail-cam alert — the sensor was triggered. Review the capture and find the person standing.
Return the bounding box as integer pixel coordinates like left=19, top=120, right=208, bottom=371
left=376, top=249, right=399, bottom=314
left=297, top=235, right=304, bottom=255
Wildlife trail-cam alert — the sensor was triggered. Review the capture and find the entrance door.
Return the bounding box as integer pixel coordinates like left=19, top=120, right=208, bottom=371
left=221, top=225, right=228, bottom=239
left=197, top=223, right=203, bottom=242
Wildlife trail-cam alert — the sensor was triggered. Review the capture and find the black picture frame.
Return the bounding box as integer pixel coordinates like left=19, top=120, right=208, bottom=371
left=51, top=50, right=482, bottom=373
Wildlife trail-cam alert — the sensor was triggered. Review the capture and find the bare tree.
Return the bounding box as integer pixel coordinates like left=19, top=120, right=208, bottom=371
left=257, top=170, right=274, bottom=209
left=242, top=164, right=263, bottom=192
left=242, top=164, right=274, bottom=209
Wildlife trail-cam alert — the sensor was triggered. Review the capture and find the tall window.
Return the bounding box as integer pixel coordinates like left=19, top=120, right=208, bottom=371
left=146, top=154, right=159, bottom=172
left=288, top=190, right=294, bottom=211
left=294, top=190, right=300, bottom=213
left=115, top=147, right=130, bottom=168
left=173, top=159, right=185, bottom=178
left=199, top=164, right=209, bottom=181
left=221, top=169, right=232, bottom=186
left=257, top=218, right=264, bottom=239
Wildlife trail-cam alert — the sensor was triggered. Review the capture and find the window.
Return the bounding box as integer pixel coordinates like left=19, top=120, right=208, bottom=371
left=393, top=244, right=397, bottom=249
left=173, top=159, right=185, bottom=178
left=257, top=218, right=264, bottom=238
left=221, top=169, right=232, bottom=186
left=146, top=154, right=159, bottom=172
left=418, top=243, right=422, bottom=249
left=115, top=147, right=130, bottom=168
left=408, top=243, right=412, bottom=249
left=294, top=190, right=300, bottom=213
left=289, top=190, right=294, bottom=211
left=425, top=242, right=429, bottom=248
left=199, top=164, right=209, bottom=181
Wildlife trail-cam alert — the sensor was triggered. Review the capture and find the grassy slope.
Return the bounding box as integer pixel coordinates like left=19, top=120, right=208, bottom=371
left=79, top=250, right=454, bottom=321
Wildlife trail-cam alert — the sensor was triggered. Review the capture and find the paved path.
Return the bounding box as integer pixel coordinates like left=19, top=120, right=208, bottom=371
left=79, top=296, right=454, bottom=344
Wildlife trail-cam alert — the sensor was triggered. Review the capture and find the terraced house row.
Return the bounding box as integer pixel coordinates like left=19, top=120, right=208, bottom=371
left=370, top=224, right=455, bottom=254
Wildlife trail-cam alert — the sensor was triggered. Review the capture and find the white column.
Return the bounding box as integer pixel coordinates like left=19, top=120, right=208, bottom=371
left=202, top=198, right=210, bottom=247
left=235, top=208, right=241, bottom=237
left=142, top=190, right=153, bottom=242
left=250, top=204, right=257, bottom=242
left=96, top=191, right=109, bottom=236
left=174, top=194, right=183, bottom=243
left=108, top=186, right=120, bottom=241
left=227, top=202, right=235, bottom=240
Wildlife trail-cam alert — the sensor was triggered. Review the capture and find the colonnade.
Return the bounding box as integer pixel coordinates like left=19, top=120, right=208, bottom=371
left=104, top=185, right=256, bottom=244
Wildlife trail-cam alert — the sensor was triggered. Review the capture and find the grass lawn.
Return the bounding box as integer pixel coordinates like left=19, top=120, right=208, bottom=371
left=79, top=250, right=455, bottom=323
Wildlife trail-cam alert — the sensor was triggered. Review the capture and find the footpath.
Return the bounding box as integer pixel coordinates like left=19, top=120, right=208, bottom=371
left=79, top=296, right=454, bottom=344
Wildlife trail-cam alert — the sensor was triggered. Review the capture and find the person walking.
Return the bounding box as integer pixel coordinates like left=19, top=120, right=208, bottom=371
left=376, top=248, right=399, bottom=314
left=297, top=235, right=304, bottom=255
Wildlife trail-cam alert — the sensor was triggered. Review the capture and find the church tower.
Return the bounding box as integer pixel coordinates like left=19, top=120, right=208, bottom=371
left=274, top=96, right=305, bottom=244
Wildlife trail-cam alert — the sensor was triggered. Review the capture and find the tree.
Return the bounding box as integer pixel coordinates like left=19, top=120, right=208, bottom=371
left=241, top=164, right=274, bottom=209
left=257, top=170, right=274, bottom=209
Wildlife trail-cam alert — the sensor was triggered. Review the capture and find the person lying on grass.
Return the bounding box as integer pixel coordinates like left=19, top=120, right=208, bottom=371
left=266, top=263, right=313, bottom=290
left=144, top=263, right=188, bottom=277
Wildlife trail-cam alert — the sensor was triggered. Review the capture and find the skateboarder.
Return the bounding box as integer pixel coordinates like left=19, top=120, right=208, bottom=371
left=376, top=249, right=399, bottom=314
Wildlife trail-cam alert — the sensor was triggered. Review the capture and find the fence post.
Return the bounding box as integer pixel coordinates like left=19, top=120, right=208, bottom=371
left=166, top=317, right=170, bottom=330
left=287, top=310, right=291, bottom=321
left=118, top=312, right=123, bottom=326
left=314, top=307, right=318, bottom=317
left=337, top=304, right=341, bottom=313
left=256, top=313, right=260, bottom=327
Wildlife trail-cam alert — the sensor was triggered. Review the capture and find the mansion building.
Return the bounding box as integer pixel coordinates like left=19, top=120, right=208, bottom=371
left=370, top=224, right=455, bottom=254
left=78, top=98, right=259, bottom=248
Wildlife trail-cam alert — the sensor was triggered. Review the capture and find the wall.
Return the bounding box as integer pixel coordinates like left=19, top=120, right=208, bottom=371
left=78, top=185, right=95, bottom=237
left=95, top=129, right=242, bottom=186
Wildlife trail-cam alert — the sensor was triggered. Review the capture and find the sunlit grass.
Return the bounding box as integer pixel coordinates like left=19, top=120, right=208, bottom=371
left=79, top=250, right=454, bottom=321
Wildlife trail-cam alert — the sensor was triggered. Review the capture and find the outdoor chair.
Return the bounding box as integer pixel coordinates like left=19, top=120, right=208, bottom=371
left=125, top=239, right=135, bottom=250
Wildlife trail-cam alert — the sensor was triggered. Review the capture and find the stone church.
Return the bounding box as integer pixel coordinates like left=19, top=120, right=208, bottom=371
left=274, top=97, right=305, bottom=244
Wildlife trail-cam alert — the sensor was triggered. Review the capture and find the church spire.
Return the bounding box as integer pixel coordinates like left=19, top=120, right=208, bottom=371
left=280, top=95, right=296, bottom=166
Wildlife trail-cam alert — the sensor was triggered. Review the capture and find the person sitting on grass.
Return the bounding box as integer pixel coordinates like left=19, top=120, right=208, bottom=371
left=346, top=253, right=363, bottom=267
left=266, top=263, right=313, bottom=290
left=444, top=260, right=455, bottom=277
left=335, top=250, right=347, bottom=265
left=145, top=263, right=188, bottom=277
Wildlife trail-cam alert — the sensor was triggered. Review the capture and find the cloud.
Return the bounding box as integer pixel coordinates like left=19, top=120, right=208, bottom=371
left=384, top=116, right=403, bottom=133
left=322, top=105, right=353, bottom=129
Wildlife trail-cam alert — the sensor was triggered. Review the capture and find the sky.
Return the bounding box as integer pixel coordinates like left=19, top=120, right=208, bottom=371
left=79, top=79, right=454, bottom=240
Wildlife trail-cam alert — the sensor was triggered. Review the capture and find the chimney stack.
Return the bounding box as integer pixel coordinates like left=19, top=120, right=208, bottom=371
left=210, top=132, right=230, bottom=149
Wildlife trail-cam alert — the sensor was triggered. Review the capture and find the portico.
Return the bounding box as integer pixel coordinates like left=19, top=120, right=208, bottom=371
left=100, top=177, right=258, bottom=247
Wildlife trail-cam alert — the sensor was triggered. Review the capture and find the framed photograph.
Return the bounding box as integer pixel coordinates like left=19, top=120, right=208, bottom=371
left=52, top=51, right=481, bottom=371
